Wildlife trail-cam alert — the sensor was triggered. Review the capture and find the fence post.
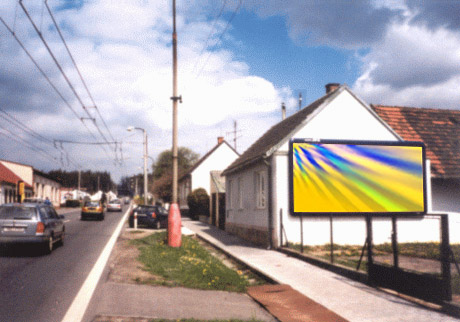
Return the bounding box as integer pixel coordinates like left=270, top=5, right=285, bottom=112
left=441, top=214, right=452, bottom=301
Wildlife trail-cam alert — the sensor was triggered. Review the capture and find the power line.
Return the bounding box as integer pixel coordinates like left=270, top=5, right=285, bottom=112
left=19, top=1, right=114, bottom=160
left=0, top=107, right=54, bottom=144
left=191, top=0, right=228, bottom=75
left=44, top=0, right=116, bottom=144
left=0, top=15, right=105, bottom=155
left=194, top=0, right=242, bottom=80
left=0, top=127, right=59, bottom=165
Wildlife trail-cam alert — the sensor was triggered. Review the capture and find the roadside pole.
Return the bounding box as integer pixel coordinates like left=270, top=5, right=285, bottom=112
left=168, top=0, right=181, bottom=247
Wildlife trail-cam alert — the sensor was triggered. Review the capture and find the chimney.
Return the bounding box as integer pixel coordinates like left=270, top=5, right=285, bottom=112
left=325, top=83, right=340, bottom=94
left=217, top=136, right=224, bottom=144
left=282, top=102, right=286, bottom=120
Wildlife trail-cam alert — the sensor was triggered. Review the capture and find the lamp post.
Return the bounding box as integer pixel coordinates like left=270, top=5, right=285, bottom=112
left=127, top=126, right=148, bottom=205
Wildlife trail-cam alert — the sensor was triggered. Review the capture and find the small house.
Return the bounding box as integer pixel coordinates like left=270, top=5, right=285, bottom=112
left=222, top=84, right=460, bottom=247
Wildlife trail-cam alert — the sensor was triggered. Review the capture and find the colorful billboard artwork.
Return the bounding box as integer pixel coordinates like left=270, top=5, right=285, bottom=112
left=290, top=140, right=426, bottom=215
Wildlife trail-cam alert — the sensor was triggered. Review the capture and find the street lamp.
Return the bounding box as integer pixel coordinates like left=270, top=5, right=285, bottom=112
left=127, top=126, right=148, bottom=205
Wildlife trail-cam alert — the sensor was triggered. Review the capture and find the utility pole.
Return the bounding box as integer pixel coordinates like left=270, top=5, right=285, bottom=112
left=169, top=0, right=182, bottom=247
left=143, top=129, right=148, bottom=204
left=78, top=170, right=81, bottom=200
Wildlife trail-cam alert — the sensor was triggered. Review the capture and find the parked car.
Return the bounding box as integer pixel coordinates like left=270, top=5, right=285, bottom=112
left=107, top=199, right=122, bottom=212
left=23, top=198, right=44, bottom=204
left=0, top=203, right=65, bottom=254
left=128, top=205, right=168, bottom=229
left=81, top=200, right=105, bottom=221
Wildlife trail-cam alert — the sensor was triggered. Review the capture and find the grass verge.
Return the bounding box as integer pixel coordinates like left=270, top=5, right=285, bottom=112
left=131, top=231, right=260, bottom=292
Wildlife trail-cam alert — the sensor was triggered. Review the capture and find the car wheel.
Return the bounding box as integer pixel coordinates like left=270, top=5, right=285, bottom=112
left=43, top=236, right=53, bottom=255
left=100, top=214, right=104, bottom=221
left=57, top=230, right=65, bottom=247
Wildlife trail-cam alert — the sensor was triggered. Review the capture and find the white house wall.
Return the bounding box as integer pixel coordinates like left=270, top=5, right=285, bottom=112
left=273, top=89, right=443, bottom=246
left=226, top=161, right=270, bottom=245
left=0, top=161, right=33, bottom=186
left=191, top=144, right=239, bottom=194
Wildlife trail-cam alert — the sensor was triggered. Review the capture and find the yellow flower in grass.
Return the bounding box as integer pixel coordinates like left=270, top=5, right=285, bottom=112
left=237, top=270, right=243, bottom=275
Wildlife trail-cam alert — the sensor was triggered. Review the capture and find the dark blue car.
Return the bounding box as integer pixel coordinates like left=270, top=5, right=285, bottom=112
left=128, top=205, right=168, bottom=229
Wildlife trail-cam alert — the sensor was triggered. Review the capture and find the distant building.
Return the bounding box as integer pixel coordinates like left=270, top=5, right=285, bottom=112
left=0, top=159, right=61, bottom=207
left=0, top=162, right=33, bottom=204
left=178, top=137, right=239, bottom=223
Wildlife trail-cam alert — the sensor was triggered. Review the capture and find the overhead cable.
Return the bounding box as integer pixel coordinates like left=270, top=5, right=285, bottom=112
left=44, top=0, right=116, bottom=144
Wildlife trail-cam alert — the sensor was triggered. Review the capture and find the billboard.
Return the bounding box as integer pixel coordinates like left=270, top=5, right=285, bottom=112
left=289, top=139, right=426, bottom=216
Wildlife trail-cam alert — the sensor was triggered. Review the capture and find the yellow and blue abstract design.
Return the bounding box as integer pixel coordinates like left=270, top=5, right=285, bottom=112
left=292, top=142, right=425, bottom=214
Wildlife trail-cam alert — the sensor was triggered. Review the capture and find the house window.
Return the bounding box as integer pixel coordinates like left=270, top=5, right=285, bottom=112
left=228, top=179, right=233, bottom=209
left=237, top=177, right=243, bottom=209
left=255, top=171, right=266, bottom=209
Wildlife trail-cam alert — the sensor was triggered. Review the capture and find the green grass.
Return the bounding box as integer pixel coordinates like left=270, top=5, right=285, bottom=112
left=131, top=232, right=254, bottom=292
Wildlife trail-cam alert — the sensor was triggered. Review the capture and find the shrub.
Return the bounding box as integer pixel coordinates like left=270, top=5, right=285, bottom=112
left=187, top=188, right=209, bottom=220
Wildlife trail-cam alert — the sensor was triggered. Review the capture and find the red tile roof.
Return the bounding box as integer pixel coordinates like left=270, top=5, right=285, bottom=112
left=372, top=105, right=460, bottom=179
left=0, top=162, right=29, bottom=186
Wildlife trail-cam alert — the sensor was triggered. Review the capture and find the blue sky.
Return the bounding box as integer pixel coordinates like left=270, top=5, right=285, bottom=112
left=1, top=0, right=460, bottom=183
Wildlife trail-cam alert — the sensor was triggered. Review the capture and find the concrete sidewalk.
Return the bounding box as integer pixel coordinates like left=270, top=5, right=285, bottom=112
left=181, top=218, right=460, bottom=322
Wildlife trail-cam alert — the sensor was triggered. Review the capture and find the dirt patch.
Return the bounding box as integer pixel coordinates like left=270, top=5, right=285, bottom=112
left=107, top=227, right=161, bottom=284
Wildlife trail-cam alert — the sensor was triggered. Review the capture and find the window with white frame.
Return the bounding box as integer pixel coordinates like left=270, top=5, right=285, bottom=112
left=237, top=177, right=243, bottom=209
left=255, top=171, right=266, bottom=209
left=228, top=179, right=233, bottom=209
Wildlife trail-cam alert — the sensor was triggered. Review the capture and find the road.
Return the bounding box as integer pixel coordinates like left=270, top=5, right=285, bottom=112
left=0, top=205, right=128, bottom=322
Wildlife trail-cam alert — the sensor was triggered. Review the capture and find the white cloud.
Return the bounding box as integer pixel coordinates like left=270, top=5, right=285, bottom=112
left=354, top=22, right=460, bottom=109
left=0, top=0, right=292, bottom=182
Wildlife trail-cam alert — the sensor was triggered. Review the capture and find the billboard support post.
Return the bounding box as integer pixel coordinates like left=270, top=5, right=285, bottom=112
left=330, top=214, right=334, bottom=264
left=300, top=215, right=304, bottom=253
left=441, top=214, right=452, bottom=301
left=366, top=215, right=373, bottom=268
left=391, top=215, right=399, bottom=269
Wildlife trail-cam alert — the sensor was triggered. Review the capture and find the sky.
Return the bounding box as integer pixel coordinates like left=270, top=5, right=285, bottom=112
left=1, top=0, right=460, bottom=184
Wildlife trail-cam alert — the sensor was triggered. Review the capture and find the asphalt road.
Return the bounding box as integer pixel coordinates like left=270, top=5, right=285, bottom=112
left=0, top=205, right=128, bottom=322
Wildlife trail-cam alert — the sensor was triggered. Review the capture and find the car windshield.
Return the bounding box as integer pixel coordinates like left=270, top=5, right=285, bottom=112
left=134, top=206, right=156, bottom=214
left=85, top=201, right=100, bottom=207
left=0, top=206, right=36, bottom=220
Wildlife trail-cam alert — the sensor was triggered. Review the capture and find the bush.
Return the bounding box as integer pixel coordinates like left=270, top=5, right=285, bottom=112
left=187, top=188, right=209, bottom=220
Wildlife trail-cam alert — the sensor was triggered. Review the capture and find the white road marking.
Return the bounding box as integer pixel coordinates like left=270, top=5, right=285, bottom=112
left=61, top=206, right=131, bottom=322
left=64, top=220, right=70, bottom=223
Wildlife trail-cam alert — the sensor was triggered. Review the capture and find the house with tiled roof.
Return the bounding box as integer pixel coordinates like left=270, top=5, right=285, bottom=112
left=0, top=162, right=33, bottom=204
left=0, top=159, right=62, bottom=206
left=178, top=137, right=239, bottom=225
left=371, top=105, right=460, bottom=212
left=222, top=84, right=460, bottom=247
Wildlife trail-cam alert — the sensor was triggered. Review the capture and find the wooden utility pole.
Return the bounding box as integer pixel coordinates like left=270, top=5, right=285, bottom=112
left=168, top=0, right=182, bottom=247
left=171, top=0, right=181, bottom=204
